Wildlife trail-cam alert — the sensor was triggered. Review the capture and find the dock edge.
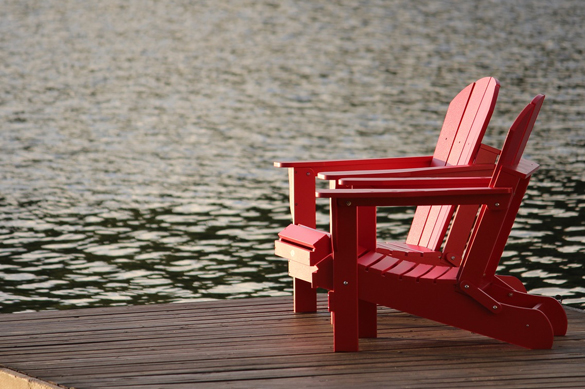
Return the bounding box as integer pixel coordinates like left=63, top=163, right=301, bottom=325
left=0, top=367, right=64, bottom=389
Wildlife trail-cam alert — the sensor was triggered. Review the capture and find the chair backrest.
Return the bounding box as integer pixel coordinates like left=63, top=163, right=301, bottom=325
left=492, top=94, right=544, bottom=173
left=406, top=77, right=500, bottom=251
left=459, top=95, right=545, bottom=285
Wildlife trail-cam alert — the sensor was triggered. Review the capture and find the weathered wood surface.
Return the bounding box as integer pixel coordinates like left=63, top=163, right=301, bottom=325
left=0, top=296, right=583, bottom=388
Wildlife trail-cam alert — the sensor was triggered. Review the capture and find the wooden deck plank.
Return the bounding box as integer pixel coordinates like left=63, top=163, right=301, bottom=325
left=0, top=316, right=459, bottom=349
left=0, top=296, right=583, bottom=388
left=47, top=357, right=585, bottom=388
left=24, top=351, right=585, bottom=380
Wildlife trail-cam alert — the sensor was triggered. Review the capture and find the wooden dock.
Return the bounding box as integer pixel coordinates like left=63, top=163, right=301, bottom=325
left=0, top=296, right=584, bottom=388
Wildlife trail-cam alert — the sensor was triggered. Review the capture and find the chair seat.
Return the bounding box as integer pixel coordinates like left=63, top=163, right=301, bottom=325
left=377, top=241, right=458, bottom=265
left=358, top=250, right=458, bottom=282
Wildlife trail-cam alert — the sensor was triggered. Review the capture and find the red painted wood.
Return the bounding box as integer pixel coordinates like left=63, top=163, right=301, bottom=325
left=378, top=241, right=437, bottom=253
left=357, top=251, right=385, bottom=268
left=495, top=274, right=527, bottom=293
left=368, top=256, right=401, bottom=275
left=313, top=95, right=565, bottom=350
left=278, top=224, right=330, bottom=252
left=358, top=267, right=556, bottom=349
left=330, top=199, right=359, bottom=351
left=293, top=279, right=317, bottom=313
left=277, top=78, right=500, bottom=289
left=384, top=260, right=416, bottom=277
left=358, top=300, right=377, bottom=338
left=497, top=95, right=544, bottom=168
left=489, top=277, right=567, bottom=336
left=316, top=187, right=513, bottom=206
left=321, top=165, right=493, bottom=183
left=418, top=266, right=451, bottom=282
left=442, top=145, right=500, bottom=259
left=323, top=162, right=495, bottom=181
left=318, top=94, right=566, bottom=348
left=431, top=82, right=474, bottom=165
left=441, top=204, right=479, bottom=265
left=417, top=205, right=444, bottom=249
left=357, top=206, right=377, bottom=251
left=288, top=167, right=318, bottom=313
left=276, top=224, right=331, bottom=266
left=433, top=79, right=499, bottom=166
left=402, top=263, right=434, bottom=280
left=341, top=176, right=492, bottom=189
left=274, top=82, right=566, bottom=352
left=459, top=95, right=545, bottom=286
left=445, top=77, right=499, bottom=166
left=475, top=143, right=501, bottom=163
left=378, top=241, right=425, bottom=252
left=409, top=77, right=499, bottom=251
left=275, top=155, right=432, bottom=169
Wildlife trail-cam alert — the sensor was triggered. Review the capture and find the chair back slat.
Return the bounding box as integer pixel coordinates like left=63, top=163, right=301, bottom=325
left=494, top=95, right=544, bottom=173
left=460, top=95, right=544, bottom=285
left=407, top=77, right=500, bottom=250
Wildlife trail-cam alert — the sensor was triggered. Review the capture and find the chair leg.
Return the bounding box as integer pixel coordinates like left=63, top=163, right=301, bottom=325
left=489, top=280, right=567, bottom=336
left=531, top=296, right=567, bottom=336
left=359, top=268, right=557, bottom=349
left=496, top=275, right=527, bottom=293
left=359, top=300, right=377, bottom=338
left=293, top=278, right=317, bottom=313
left=331, top=199, right=359, bottom=351
left=331, top=293, right=359, bottom=351
left=289, top=167, right=319, bottom=313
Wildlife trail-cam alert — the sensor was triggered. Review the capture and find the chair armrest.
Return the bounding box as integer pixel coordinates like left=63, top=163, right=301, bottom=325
left=274, top=155, right=433, bottom=171
left=339, top=176, right=492, bottom=189
left=316, top=187, right=512, bottom=209
left=318, top=163, right=495, bottom=181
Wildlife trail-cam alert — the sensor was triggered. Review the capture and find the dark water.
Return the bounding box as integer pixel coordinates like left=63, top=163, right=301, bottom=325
left=0, top=0, right=584, bottom=313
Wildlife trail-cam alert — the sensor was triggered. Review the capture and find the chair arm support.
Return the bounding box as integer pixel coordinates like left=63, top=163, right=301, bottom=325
left=275, top=155, right=432, bottom=227
left=318, top=163, right=495, bottom=181
left=317, top=187, right=512, bottom=209
left=339, top=176, right=492, bottom=189
left=274, top=155, right=433, bottom=171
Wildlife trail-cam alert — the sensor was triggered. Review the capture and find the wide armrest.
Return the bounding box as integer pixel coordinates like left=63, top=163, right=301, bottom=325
left=274, top=155, right=433, bottom=171
left=274, top=155, right=434, bottom=228
left=339, top=176, right=492, bottom=189
left=509, top=158, right=540, bottom=178
left=316, top=187, right=512, bottom=209
left=318, top=163, right=495, bottom=181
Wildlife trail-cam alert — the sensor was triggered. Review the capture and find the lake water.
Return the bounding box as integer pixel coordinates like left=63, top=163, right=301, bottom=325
left=1, top=0, right=584, bottom=313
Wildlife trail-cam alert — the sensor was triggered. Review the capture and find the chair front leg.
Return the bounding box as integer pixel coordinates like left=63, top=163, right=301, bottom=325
left=289, top=167, right=318, bottom=312
left=357, top=206, right=377, bottom=338
left=359, top=300, right=377, bottom=338
left=330, top=198, right=359, bottom=351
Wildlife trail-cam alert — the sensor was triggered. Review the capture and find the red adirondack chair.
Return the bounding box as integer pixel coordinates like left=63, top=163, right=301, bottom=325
left=313, top=94, right=567, bottom=351
left=275, top=77, right=500, bottom=313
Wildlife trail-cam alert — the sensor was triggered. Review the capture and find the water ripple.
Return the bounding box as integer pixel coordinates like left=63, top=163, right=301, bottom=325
left=0, top=0, right=584, bottom=312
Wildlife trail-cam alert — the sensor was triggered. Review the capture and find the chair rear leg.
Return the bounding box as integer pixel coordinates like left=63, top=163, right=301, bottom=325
left=496, top=275, right=527, bottom=293
left=293, top=278, right=317, bottom=313
left=489, top=281, right=568, bottom=336
left=359, top=300, right=377, bottom=338
left=330, top=199, right=360, bottom=351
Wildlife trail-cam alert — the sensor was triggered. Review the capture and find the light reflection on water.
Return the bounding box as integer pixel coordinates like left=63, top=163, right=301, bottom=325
left=1, top=0, right=584, bottom=313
